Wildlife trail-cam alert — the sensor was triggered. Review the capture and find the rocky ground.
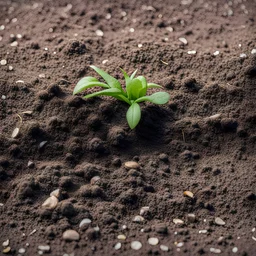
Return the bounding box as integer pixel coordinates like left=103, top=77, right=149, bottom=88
left=0, top=0, right=256, bottom=255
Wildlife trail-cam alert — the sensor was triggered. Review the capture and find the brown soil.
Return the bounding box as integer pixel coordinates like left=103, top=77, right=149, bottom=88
left=0, top=0, right=256, bottom=255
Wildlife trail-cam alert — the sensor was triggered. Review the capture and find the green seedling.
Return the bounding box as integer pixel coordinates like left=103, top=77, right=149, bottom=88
left=73, top=65, right=170, bottom=129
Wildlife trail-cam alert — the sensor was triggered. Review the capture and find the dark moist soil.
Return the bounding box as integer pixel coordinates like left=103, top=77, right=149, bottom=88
left=0, top=0, right=256, bottom=255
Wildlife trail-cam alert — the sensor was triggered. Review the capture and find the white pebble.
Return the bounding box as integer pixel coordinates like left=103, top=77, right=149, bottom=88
left=96, top=29, right=104, bottom=37
left=62, top=230, right=80, bottom=241
left=39, top=73, right=46, bottom=78
left=177, top=242, right=184, bottom=247
left=17, top=34, right=22, bottom=39
left=232, top=247, right=238, bottom=253
left=11, top=127, right=19, bottom=138
left=129, top=28, right=135, bottom=33
left=122, top=225, right=127, bottom=230
left=79, top=218, right=92, bottom=228
left=105, top=13, right=111, bottom=20
left=2, top=239, right=9, bottom=247
left=114, top=242, right=121, bottom=250
left=240, top=53, right=247, bottom=58
left=210, top=248, right=221, bottom=254
left=148, top=237, right=159, bottom=245
left=1, top=59, right=7, bottom=65
left=133, top=215, right=144, bottom=223
left=39, top=141, right=48, bottom=148
left=18, top=248, right=26, bottom=254
left=121, top=11, right=127, bottom=17
left=252, top=236, right=256, bottom=241
left=125, top=161, right=139, bottom=169
left=10, top=41, right=18, bottom=47
left=188, top=50, right=197, bottom=55
left=131, top=241, right=142, bottom=250
left=12, top=18, right=17, bottom=23
left=42, top=196, right=58, bottom=209
left=213, top=51, right=220, bottom=56
left=138, top=44, right=143, bottom=48
left=215, top=217, right=225, bottom=226
left=199, top=230, right=208, bottom=234
left=251, top=49, right=256, bottom=54
left=102, top=59, right=108, bottom=64
left=140, top=206, right=149, bottom=216
left=117, top=234, right=126, bottom=240
left=252, top=227, right=255, bottom=232
left=179, top=37, right=188, bottom=45
left=2, top=95, right=6, bottom=100
left=9, top=66, right=13, bottom=71
left=166, top=27, right=173, bottom=32
left=38, top=245, right=50, bottom=252
left=50, top=189, right=60, bottom=198
left=173, top=218, right=184, bottom=224
left=160, top=245, right=169, bottom=252
left=44, top=47, right=48, bottom=51
left=0, top=25, right=5, bottom=30
left=49, top=28, right=53, bottom=33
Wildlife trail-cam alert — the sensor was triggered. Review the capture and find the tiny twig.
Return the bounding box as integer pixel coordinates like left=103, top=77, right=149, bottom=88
left=182, top=130, right=186, bottom=143
left=160, top=60, right=169, bottom=65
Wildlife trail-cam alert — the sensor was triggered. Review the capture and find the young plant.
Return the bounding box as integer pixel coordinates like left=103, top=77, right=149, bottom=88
left=73, top=65, right=170, bottom=129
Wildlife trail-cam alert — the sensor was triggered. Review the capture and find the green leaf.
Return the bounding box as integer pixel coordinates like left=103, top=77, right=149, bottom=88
left=113, top=95, right=131, bottom=105
left=73, top=77, right=109, bottom=95
left=84, top=88, right=122, bottom=99
left=130, top=69, right=138, bottom=80
left=126, top=102, right=141, bottom=129
left=90, top=65, right=122, bottom=90
left=120, top=68, right=131, bottom=85
left=147, top=83, right=163, bottom=89
left=135, top=92, right=170, bottom=104
left=126, top=78, right=143, bottom=100
left=137, top=76, right=147, bottom=97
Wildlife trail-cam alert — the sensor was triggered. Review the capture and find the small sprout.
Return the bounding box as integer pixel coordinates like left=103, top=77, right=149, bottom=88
left=73, top=66, right=170, bottom=129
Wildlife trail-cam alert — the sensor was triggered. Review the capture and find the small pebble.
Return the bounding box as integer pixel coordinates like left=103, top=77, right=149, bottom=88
left=96, top=30, right=104, bottom=37
left=251, top=49, right=256, bottom=54
left=199, top=230, right=208, bottom=234
left=90, top=176, right=100, bottom=185
left=133, top=215, right=144, bottom=223
left=42, top=196, right=58, bottom=210
left=2, top=239, right=9, bottom=247
left=210, top=248, right=221, bottom=254
left=184, top=190, right=194, bottom=198
left=140, top=206, right=149, bottom=216
left=117, top=234, right=126, bottom=240
left=215, top=217, right=225, bottom=226
left=39, top=141, right=48, bottom=149
left=62, top=230, right=80, bottom=241
left=10, top=41, right=18, bottom=47
left=50, top=189, right=60, bottom=198
left=232, top=247, right=238, bottom=253
left=176, top=242, right=184, bottom=247
left=125, top=161, right=140, bottom=169
left=160, top=245, right=169, bottom=252
left=1, top=59, right=7, bottom=65
left=29, top=229, right=37, bottom=236
left=129, top=28, right=135, bottom=33
left=252, top=236, right=256, bottom=241
left=114, top=242, right=121, bottom=250
left=3, top=247, right=11, bottom=254
left=138, top=44, right=143, bottom=48
left=38, top=245, right=50, bottom=252
left=102, top=59, right=108, bottom=64
left=2, top=95, right=6, bottom=100
left=148, top=237, right=159, bottom=245
left=39, top=73, right=46, bottom=78
left=173, top=218, right=184, bottom=224
left=122, top=225, right=127, bottom=230
left=131, top=241, right=142, bottom=250
left=179, top=37, right=188, bottom=45
left=240, top=53, right=247, bottom=58
left=188, top=50, right=196, bottom=55
left=17, top=34, right=22, bottom=39
left=252, top=227, right=255, bottom=232
left=11, top=127, right=19, bottom=138
left=79, top=218, right=92, bottom=228
left=166, top=27, right=173, bottom=32
left=18, top=248, right=26, bottom=254
left=8, top=66, right=13, bottom=71
left=187, top=213, right=196, bottom=223
left=105, top=13, right=111, bottom=19
left=213, top=51, right=220, bottom=56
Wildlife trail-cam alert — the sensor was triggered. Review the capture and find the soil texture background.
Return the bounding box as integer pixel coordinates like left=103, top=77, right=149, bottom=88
left=0, top=0, right=256, bottom=255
